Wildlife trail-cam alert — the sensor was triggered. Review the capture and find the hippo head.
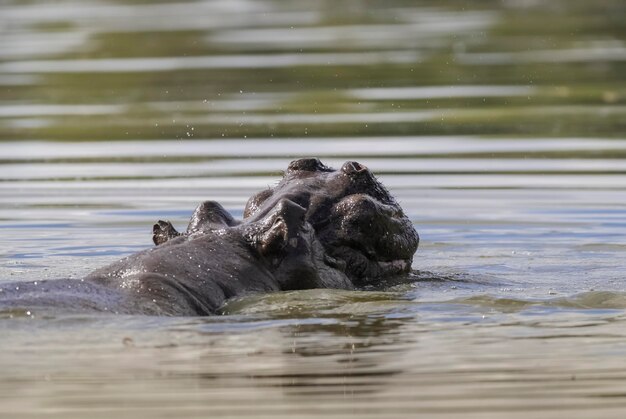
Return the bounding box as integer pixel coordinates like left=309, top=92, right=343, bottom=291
left=152, top=158, right=419, bottom=288
left=244, top=158, right=419, bottom=284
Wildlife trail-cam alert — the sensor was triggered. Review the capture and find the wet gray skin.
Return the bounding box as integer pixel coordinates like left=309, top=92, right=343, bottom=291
left=1, top=199, right=351, bottom=316
left=157, top=158, right=420, bottom=285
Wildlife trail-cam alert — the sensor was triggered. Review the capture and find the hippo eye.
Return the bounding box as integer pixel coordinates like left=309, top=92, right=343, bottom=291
left=287, top=158, right=331, bottom=173
left=341, top=161, right=368, bottom=176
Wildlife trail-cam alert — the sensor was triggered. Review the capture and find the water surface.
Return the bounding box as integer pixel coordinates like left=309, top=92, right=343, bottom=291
left=1, top=0, right=626, bottom=417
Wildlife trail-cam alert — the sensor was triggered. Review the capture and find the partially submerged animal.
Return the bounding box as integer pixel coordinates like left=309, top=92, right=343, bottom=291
left=155, top=158, right=419, bottom=284
left=0, top=159, right=419, bottom=316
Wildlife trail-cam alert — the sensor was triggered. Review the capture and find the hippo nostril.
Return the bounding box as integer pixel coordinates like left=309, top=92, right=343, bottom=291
left=341, top=161, right=368, bottom=175
left=287, top=158, right=330, bottom=173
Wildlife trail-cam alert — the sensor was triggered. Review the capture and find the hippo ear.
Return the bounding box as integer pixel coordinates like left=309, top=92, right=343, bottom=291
left=187, top=200, right=239, bottom=234
left=255, top=199, right=306, bottom=258
left=153, top=220, right=181, bottom=245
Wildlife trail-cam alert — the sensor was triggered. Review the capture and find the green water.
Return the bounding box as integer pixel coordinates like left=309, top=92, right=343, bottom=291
left=1, top=0, right=626, bottom=417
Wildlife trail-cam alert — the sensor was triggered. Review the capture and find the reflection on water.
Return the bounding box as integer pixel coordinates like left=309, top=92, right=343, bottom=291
left=1, top=0, right=626, bottom=417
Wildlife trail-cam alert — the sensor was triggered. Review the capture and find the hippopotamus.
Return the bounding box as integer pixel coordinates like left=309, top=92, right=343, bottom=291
left=0, top=159, right=419, bottom=316
left=155, top=158, right=419, bottom=285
